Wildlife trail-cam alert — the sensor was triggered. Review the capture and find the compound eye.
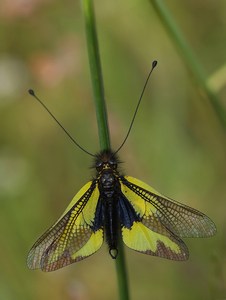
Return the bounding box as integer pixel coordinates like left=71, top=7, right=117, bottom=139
left=109, top=159, right=117, bottom=170
left=96, top=161, right=103, bottom=171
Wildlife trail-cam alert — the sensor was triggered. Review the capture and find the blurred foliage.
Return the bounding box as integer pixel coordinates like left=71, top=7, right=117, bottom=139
left=0, top=0, right=226, bottom=299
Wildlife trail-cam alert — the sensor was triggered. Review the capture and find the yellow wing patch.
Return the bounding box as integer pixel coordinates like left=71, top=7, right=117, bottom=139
left=27, top=180, right=103, bottom=272
left=60, top=181, right=98, bottom=219
left=122, top=222, right=188, bottom=260
left=71, top=229, right=103, bottom=260
left=120, top=177, right=157, bottom=217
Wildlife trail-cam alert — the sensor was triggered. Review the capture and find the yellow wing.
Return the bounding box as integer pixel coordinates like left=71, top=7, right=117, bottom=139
left=120, top=176, right=216, bottom=260
left=27, top=180, right=103, bottom=272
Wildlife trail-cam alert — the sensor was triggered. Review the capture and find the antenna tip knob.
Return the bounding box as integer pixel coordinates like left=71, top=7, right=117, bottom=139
left=28, top=89, right=35, bottom=96
left=152, top=60, right=158, bottom=68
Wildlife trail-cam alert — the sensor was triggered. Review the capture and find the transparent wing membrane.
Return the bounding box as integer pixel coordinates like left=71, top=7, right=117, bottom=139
left=27, top=181, right=104, bottom=271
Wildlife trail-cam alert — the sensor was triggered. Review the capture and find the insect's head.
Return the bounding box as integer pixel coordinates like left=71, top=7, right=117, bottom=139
left=94, top=150, right=120, bottom=172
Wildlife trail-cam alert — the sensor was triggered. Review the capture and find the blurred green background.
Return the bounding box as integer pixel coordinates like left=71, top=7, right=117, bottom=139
left=1, top=0, right=226, bottom=299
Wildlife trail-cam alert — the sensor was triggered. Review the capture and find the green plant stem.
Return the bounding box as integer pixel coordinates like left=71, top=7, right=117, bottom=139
left=149, top=0, right=226, bottom=128
left=81, top=1, right=129, bottom=299
left=82, top=0, right=110, bottom=150
left=115, top=238, right=130, bottom=300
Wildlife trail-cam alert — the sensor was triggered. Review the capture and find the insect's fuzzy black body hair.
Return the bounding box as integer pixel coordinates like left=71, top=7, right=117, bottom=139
left=93, top=149, right=121, bottom=169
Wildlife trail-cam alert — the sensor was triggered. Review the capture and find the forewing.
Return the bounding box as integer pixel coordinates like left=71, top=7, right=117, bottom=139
left=27, top=180, right=103, bottom=272
left=120, top=176, right=216, bottom=238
